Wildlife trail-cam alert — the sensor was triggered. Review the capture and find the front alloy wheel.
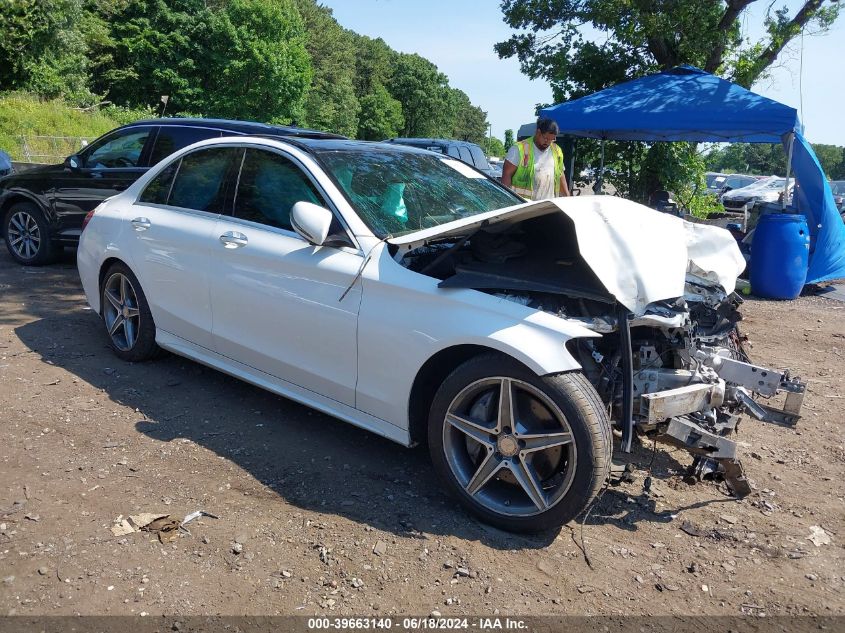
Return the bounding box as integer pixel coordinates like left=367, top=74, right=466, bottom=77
left=429, top=355, right=611, bottom=533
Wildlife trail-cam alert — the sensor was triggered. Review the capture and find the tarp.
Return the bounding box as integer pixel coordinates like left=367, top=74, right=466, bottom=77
left=539, top=65, right=845, bottom=283
left=790, top=132, right=845, bottom=282
left=540, top=66, right=801, bottom=142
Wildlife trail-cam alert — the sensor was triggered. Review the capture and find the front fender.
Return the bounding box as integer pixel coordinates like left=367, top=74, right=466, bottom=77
left=354, top=246, right=600, bottom=430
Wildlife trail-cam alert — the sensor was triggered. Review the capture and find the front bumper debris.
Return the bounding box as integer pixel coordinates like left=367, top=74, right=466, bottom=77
left=641, top=355, right=805, bottom=496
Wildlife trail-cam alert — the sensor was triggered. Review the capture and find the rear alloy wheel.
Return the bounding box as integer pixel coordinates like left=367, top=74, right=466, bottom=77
left=101, top=263, right=160, bottom=362
left=429, top=354, right=611, bottom=533
left=3, top=203, right=55, bottom=265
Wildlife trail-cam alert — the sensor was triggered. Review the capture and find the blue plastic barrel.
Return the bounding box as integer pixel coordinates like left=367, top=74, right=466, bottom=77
left=750, top=213, right=809, bottom=300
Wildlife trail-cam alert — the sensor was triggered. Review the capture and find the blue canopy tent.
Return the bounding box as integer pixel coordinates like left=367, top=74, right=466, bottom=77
left=540, top=65, right=845, bottom=283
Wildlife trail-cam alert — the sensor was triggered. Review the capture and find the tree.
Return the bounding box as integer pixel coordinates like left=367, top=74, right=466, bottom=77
left=294, top=0, right=359, bottom=135
left=200, top=0, right=312, bottom=124
left=497, top=0, right=841, bottom=100
left=488, top=137, right=505, bottom=158
left=0, top=0, right=97, bottom=103
left=450, top=89, right=488, bottom=145
left=92, top=0, right=211, bottom=113
left=353, top=36, right=396, bottom=98
left=812, top=144, right=845, bottom=179
left=503, top=129, right=514, bottom=152
left=389, top=53, right=453, bottom=137
left=357, top=84, right=404, bottom=140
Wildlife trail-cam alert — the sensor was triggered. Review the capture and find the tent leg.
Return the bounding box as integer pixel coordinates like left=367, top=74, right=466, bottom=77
left=595, top=139, right=605, bottom=195
left=783, top=132, right=795, bottom=211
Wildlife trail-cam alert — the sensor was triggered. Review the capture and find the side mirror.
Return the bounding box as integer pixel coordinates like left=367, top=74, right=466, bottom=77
left=291, top=201, right=333, bottom=246
left=65, top=155, right=82, bottom=170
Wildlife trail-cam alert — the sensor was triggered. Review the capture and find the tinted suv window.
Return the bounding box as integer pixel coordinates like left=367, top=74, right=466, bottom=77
left=139, top=160, right=179, bottom=205
left=457, top=146, right=473, bottom=164
left=168, top=147, right=239, bottom=213
left=84, top=127, right=152, bottom=168
left=446, top=146, right=461, bottom=159
left=149, top=127, right=224, bottom=165
left=468, top=146, right=490, bottom=170
left=234, top=149, right=322, bottom=230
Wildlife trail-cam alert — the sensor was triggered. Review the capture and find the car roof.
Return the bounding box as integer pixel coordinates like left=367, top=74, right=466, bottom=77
left=383, top=138, right=478, bottom=147
left=121, top=117, right=344, bottom=139
left=279, top=137, right=438, bottom=155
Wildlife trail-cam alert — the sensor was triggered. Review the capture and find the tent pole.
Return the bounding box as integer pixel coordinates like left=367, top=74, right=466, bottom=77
left=782, top=132, right=795, bottom=211
left=597, top=138, right=605, bottom=195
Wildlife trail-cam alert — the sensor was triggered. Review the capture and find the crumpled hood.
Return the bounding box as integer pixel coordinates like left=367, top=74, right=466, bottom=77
left=390, top=196, right=746, bottom=315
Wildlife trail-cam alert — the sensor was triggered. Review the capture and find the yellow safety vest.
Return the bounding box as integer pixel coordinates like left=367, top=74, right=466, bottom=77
left=511, top=139, right=564, bottom=200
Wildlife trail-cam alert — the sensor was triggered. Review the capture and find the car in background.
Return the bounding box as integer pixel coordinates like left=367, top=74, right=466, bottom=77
left=705, top=172, right=760, bottom=198
left=0, top=118, right=342, bottom=265
left=0, top=150, right=12, bottom=177
left=77, top=135, right=803, bottom=533
left=830, top=180, right=845, bottom=212
left=721, top=175, right=793, bottom=212
left=382, top=138, right=497, bottom=178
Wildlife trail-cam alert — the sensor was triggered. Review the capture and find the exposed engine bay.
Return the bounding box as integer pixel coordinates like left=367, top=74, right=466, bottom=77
left=395, top=206, right=806, bottom=495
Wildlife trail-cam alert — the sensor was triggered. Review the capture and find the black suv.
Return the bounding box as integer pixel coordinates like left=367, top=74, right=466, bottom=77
left=0, top=118, right=342, bottom=265
left=382, top=138, right=496, bottom=178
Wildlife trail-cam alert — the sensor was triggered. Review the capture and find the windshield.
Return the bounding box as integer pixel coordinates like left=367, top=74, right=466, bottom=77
left=831, top=181, right=845, bottom=195
left=316, top=148, right=522, bottom=237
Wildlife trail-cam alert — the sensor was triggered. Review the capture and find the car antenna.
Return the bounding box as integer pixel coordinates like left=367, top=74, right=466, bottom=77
left=338, top=234, right=392, bottom=302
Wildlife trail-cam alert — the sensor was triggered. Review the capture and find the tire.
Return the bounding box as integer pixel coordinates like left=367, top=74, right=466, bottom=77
left=100, top=262, right=160, bottom=362
left=3, top=201, right=56, bottom=265
left=428, top=354, right=611, bottom=533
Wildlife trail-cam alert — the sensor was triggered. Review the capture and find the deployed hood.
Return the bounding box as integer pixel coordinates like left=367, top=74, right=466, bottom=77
left=390, top=196, right=746, bottom=315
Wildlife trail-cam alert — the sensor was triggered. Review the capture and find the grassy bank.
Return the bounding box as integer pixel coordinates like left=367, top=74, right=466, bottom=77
left=0, top=93, right=150, bottom=163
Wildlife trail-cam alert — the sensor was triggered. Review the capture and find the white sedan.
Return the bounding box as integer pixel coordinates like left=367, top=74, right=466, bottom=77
left=78, top=136, right=804, bottom=533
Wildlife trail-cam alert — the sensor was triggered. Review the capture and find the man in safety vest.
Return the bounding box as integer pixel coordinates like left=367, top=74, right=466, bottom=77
left=501, top=118, right=570, bottom=200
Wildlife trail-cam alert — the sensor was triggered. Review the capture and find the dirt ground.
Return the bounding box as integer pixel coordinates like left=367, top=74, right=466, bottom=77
left=1, top=247, right=843, bottom=619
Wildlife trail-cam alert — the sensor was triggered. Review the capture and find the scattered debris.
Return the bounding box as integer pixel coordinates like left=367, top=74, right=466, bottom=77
left=720, top=514, right=738, bottom=525
left=373, top=540, right=387, bottom=556
left=110, top=519, right=135, bottom=537
left=181, top=510, right=219, bottom=526
left=808, top=526, right=832, bottom=547
left=142, top=516, right=181, bottom=543
left=680, top=521, right=705, bottom=537
left=232, top=542, right=244, bottom=555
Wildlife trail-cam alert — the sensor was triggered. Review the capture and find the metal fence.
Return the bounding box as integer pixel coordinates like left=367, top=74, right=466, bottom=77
left=17, top=135, right=93, bottom=164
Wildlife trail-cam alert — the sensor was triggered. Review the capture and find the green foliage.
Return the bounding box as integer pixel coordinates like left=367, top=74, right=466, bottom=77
left=706, top=142, right=845, bottom=180
left=295, top=0, right=357, bottom=135
left=201, top=0, right=311, bottom=124
left=1, top=0, right=490, bottom=142
left=450, top=89, right=487, bottom=145
left=389, top=53, right=453, bottom=137
left=487, top=136, right=505, bottom=158
left=0, top=0, right=97, bottom=104
left=503, top=129, right=514, bottom=153
left=357, top=84, right=404, bottom=140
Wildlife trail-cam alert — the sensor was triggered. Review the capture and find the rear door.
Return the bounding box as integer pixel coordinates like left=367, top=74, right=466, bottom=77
left=127, top=146, right=241, bottom=349
left=209, top=146, right=363, bottom=406
left=146, top=126, right=226, bottom=167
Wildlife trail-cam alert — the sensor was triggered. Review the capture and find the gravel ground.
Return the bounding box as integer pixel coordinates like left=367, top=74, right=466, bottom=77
left=0, top=248, right=843, bottom=618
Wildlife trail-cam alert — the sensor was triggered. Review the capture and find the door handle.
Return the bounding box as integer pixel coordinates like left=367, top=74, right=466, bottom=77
left=131, top=217, right=151, bottom=231
left=219, top=231, right=248, bottom=248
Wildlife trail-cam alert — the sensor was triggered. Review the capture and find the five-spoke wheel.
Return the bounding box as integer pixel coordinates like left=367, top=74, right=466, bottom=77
left=100, top=262, right=160, bottom=362
left=429, top=355, right=610, bottom=533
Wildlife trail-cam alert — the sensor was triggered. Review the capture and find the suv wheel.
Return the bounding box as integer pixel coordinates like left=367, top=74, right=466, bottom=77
left=3, top=202, right=55, bottom=265
left=428, top=354, right=611, bottom=533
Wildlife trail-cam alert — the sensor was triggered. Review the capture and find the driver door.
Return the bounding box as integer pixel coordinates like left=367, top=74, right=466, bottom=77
left=209, top=147, right=363, bottom=406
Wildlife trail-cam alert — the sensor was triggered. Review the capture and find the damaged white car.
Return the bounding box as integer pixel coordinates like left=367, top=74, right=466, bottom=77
left=77, top=137, right=805, bottom=533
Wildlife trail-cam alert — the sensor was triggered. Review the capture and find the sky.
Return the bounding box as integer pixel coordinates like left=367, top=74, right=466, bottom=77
left=321, top=0, right=845, bottom=147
